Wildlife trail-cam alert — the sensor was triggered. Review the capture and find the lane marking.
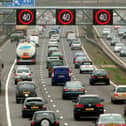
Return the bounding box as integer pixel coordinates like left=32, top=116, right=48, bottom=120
left=64, top=123, right=68, bottom=126
left=60, top=116, right=64, bottom=120
left=53, top=104, right=56, bottom=108
left=5, top=59, right=16, bottom=126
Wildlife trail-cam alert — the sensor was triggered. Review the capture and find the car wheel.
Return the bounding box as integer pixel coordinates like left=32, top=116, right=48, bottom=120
left=62, top=95, right=65, bottom=100
left=48, top=73, right=51, bottom=78
left=74, top=114, right=80, bottom=120
left=90, top=80, right=94, bottom=85
left=52, top=81, right=55, bottom=86
left=111, top=98, right=115, bottom=104
left=106, top=81, right=110, bottom=85
left=16, top=98, right=20, bottom=104
left=80, top=70, right=82, bottom=74
left=40, top=118, right=51, bottom=126
left=15, top=80, right=17, bottom=85
left=22, top=113, right=27, bottom=118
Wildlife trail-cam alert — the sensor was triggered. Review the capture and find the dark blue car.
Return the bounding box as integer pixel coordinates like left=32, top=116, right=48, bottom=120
left=51, top=66, right=71, bottom=86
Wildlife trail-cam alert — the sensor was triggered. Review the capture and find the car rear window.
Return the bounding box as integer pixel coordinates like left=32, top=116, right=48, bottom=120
left=51, top=62, right=63, bottom=66
left=17, top=69, right=29, bottom=73
left=117, top=87, right=126, bottom=92
left=54, top=68, right=69, bottom=74
left=27, top=99, right=42, bottom=103
left=80, top=97, right=100, bottom=104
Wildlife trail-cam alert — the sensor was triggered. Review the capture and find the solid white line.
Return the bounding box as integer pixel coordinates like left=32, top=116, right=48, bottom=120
left=5, top=59, right=16, bottom=126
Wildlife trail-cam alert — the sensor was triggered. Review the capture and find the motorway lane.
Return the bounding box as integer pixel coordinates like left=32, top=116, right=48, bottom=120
left=36, top=0, right=126, bottom=6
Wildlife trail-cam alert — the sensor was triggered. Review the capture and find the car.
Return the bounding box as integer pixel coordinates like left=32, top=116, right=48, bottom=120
left=14, top=66, right=32, bottom=84
left=48, top=60, right=64, bottom=77
left=46, top=57, right=60, bottom=69
left=95, top=114, right=125, bottom=126
left=62, top=81, right=85, bottom=99
left=114, top=25, right=120, bottom=30
left=120, top=47, right=126, bottom=57
left=69, top=38, right=79, bottom=46
left=71, top=40, right=81, bottom=50
left=51, top=51, right=63, bottom=60
left=111, top=85, right=126, bottom=104
left=16, top=81, right=37, bottom=103
left=51, top=66, right=71, bottom=86
left=73, top=51, right=87, bottom=63
left=106, top=33, right=116, bottom=40
left=49, top=30, right=59, bottom=38
left=31, top=111, right=60, bottom=126
left=74, top=56, right=89, bottom=68
left=48, top=47, right=59, bottom=57
left=114, top=43, right=124, bottom=53
left=111, top=37, right=120, bottom=46
left=102, top=28, right=111, bottom=35
left=72, top=95, right=104, bottom=120
left=65, top=31, right=74, bottom=37
left=51, top=34, right=60, bottom=42
left=118, top=27, right=126, bottom=36
left=67, top=32, right=76, bottom=42
left=89, top=69, right=110, bottom=85
left=80, top=61, right=95, bottom=74
left=48, top=39, right=58, bottom=47
left=22, top=97, right=47, bottom=118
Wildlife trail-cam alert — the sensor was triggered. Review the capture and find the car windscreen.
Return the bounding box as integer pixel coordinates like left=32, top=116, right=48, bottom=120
left=54, top=68, right=69, bottom=74
left=100, top=115, right=124, bottom=124
left=117, top=87, right=126, bottom=92
left=35, top=112, right=56, bottom=121
left=80, top=97, right=100, bottom=104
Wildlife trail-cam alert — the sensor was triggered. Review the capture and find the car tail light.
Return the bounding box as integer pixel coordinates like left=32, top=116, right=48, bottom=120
left=80, top=88, right=85, bottom=91
left=15, top=73, right=17, bottom=76
left=48, top=67, right=51, bottom=70
left=76, top=104, right=84, bottom=108
left=119, top=124, right=126, bottom=126
left=114, top=93, right=118, bottom=97
left=99, top=124, right=106, bottom=126
left=56, top=120, right=59, bottom=125
left=75, top=60, right=78, bottom=63
left=106, top=75, right=109, bottom=78
left=31, top=121, right=35, bottom=126
left=16, top=92, right=18, bottom=95
left=96, top=104, right=103, bottom=107
left=42, top=106, right=46, bottom=110
left=29, top=73, right=31, bottom=76
left=91, top=75, right=95, bottom=79
left=60, top=56, right=63, bottom=59
left=48, top=51, right=51, bottom=54
left=64, top=88, right=68, bottom=91
left=52, top=68, right=54, bottom=78
left=17, top=60, right=20, bottom=62
left=74, top=56, right=76, bottom=59
left=24, top=106, right=27, bottom=109
left=68, top=68, right=71, bottom=78
left=32, top=59, right=35, bottom=62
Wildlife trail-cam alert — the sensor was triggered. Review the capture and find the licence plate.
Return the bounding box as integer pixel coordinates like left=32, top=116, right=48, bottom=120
left=98, top=76, right=103, bottom=79
left=59, top=75, right=64, bottom=78
left=31, top=106, right=39, bottom=109
left=108, top=124, right=118, bottom=126
left=119, top=94, right=126, bottom=96
left=85, top=108, right=94, bottom=111
left=72, top=89, right=77, bottom=91
left=23, top=91, right=30, bottom=94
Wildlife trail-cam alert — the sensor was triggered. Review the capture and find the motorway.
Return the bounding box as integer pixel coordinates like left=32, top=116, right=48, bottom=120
left=0, top=25, right=125, bottom=126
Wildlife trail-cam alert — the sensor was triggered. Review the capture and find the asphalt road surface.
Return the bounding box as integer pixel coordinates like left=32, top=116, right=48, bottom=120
left=0, top=25, right=125, bottom=126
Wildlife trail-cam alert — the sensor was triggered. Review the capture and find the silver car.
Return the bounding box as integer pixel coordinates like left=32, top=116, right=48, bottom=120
left=95, top=113, right=125, bottom=126
left=71, top=40, right=81, bottom=50
left=14, top=66, right=32, bottom=84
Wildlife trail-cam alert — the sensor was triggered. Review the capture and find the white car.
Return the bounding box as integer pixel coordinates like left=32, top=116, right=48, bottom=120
left=29, top=35, right=39, bottom=47
left=114, top=43, right=124, bottom=53
left=111, top=37, right=120, bottom=46
left=51, top=34, right=60, bottom=42
left=80, top=61, right=95, bottom=74
left=102, top=28, right=111, bottom=35
left=48, top=39, right=58, bottom=47
left=71, top=41, right=81, bottom=50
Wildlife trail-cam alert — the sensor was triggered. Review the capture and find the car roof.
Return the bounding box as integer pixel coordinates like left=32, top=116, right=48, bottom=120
left=79, top=94, right=99, bottom=98
left=25, top=97, right=43, bottom=100
left=35, top=111, right=54, bottom=114
left=116, top=85, right=126, bottom=88
left=66, top=81, right=82, bottom=85
left=54, top=66, right=69, bottom=69
left=17, top=81, right=35, bottom=85
left=100, top=113, right=122, bottom=117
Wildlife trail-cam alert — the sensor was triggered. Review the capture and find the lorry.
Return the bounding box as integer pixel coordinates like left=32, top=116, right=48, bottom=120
left=16, top=42, right=36, bottom=64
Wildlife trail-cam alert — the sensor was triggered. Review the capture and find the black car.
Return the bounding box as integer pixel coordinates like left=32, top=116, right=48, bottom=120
left=31, top=111, right=60, bottom=126
left=89, top=69, right=110, bottom=85
left=73, top=95, right=104, bottom=120
left=62, top=81, right=85, bottom=99
left=22, top=97, right=47, bottom=118
left=120, top=47, right=126, bottom=57
left=16, top=81, right=37, bottom=103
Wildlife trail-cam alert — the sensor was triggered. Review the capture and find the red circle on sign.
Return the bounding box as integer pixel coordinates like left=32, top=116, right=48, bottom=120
left=18, top=9, right=34, bottom=25
left=95, top=9, right=111, bottom=25
left=58, top=9, right=74, bottom=25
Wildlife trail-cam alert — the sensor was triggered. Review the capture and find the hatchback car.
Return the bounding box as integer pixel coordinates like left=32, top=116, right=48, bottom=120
left=51, top=51, right=63, bottom=60
left=74, top=56, right=89, bottom=68
left=31, top=111, right=60, bottom=126
left=48, top=60, right=64, bottom=77
left=69, top=38, right=80, bottom=46
left=114, top=42, right=124, bottom=53
left=62, top=81, right=85, bottom=99
left=73, top=51, right=86, bottom=63
left=120, top=47, right=126, bottom=57
left=102, top=28, right=111, bottom=35
left=71, top=40, right=81, bottom=50
left=80, top=61, right=95, bottom=74
left=95, top=114, right=125, bottom=126
left=51, top=66, right=71, bottom=86
left=51, top=34, right=60, bottom=42
left=73, top=95, right=104, bottom=120
left=22, top=97, right=47, bottom=118
left=14, top=66, right=32, bottom=84
left=111, top=85, right=126, bottom=103
left=16, top=81, right=37, bottom=103
left=48, top=47, right=59, bottom=57
left=89, top=69, right=110, bottom=85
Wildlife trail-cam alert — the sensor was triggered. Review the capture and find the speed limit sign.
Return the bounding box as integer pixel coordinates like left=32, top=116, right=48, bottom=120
left=56, top=9, right=76, bottom=25
left=16, top=9, right=36, bottom=25
left=93, top=9, right=113, bottom=25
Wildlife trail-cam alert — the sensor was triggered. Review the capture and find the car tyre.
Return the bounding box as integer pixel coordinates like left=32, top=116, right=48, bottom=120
left=80, top=70, right=82, bottom=74
left=111, top=98, right=115, bottom=104
left=90, top=80, right=94, bottom=85
left=52, top=81, right=55, bottom=86
left=74, top=113, right=80, bottom=120
left=16, top=98, right=20, bottom=104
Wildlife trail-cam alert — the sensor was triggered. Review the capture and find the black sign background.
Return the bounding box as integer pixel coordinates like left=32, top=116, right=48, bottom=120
left=56, top=9, right=76, bottom=25
left=16, top=9, right=36, bottom=25
left=93, top=9, right=113, bottom=25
